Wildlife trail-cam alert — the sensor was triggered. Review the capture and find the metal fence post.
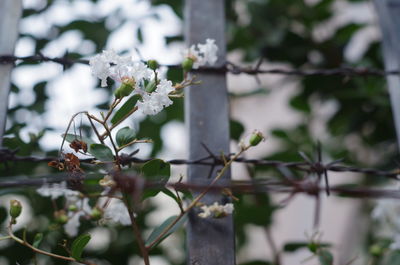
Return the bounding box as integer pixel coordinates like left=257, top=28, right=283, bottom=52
left=0, top=0, right=22, bottom=147
left=375, top=0, right=400, bottom=149
left=184, top=0, right=235, bottom=264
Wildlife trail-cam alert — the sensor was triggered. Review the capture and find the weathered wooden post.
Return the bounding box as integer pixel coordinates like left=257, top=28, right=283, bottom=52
left=0, top=0, right=22, bottom=146
left=184, top=0, right=235, bottom=264
left=375, top=0, right=400, bottom=149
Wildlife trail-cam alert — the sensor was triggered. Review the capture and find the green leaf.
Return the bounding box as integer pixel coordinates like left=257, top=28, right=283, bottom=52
left=71, top=233, right=91, bottom=261
left=62, top=133, right=96, bottom=153
left=284, top=242, right=331, bottom=253
left=230, top=119, right=245, bottom=141
left=161, top=188, right=181, bottom=205
left=90, top=144, right=114, bottom=161
left=141, top=159, right=171, bottom=198
left=32, top=233, right=43, bottom=248
left=318, top=249, right=333, bottom=265
left=283, top=242, right=309, bottom=252
left=111, top=94, right=141, bottom=125
left=116, top=127, right=136, bottom=147
left=145, top=214, right=187, bottom=248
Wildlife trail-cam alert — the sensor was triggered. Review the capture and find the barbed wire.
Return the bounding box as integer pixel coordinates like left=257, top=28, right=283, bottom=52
left=1, top=170, right=400, bottom=200
left=1, top=147, right=398, bottom=181
left=0, top=53, right=398, bottom=77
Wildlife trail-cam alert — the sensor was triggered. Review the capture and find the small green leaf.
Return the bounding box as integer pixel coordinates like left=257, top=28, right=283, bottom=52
left=230, top=119, right=245, bottom=141
left=71, top=233, right=91, bottom=261
left=145, top=214, right=187, bottom=248
left=141, top=159, right=171, bottom=198
left=90, top=144, right=114, bottom=161
left=111, top=94, right=141, bottom=125
left=62, top=134, right=96, bottom=153
left=116, top=127, right=136, bottom=147
left=318, top=249, right=333, bottom=265
left=161, top=188, right=180, bottom=204
left=32, top=233, right=43, bottom=248
left=283, top=242, right=309, bottom=252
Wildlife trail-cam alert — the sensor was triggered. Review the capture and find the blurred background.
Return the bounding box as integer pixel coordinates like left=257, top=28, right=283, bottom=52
left=0, top=0, right=397, bottom=264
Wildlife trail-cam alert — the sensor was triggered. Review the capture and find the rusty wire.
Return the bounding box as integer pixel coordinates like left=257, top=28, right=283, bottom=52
left=0, top=53, right=399, bottom=77
left=0, top=146, right=399, bottom=184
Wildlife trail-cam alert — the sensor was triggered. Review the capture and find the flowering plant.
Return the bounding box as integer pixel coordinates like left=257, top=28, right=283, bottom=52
left=1, top=39, right=264, bottom=265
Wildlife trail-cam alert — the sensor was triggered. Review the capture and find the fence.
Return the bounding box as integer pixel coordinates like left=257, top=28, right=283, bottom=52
left=1, top=0, right=400, bottom=264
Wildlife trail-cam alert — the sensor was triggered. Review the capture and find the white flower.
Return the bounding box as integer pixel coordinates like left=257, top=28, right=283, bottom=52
left=37, top=182, right=80, bottom=200
left=136, top=78, right=174, bottom=116
left=198, top=205, right=212, bottom=218
left=64, top=212, right=84, bottom=237
left=89, top=50, right=153, bottom=87
left=129, top=62, right=153, bottom=83
left=155, top=79, right=174, bottom=94
left=182, top=39, right=219, bottom=69
left=198, top=202, right=234, bottom=218
left=223, top=203, right=234, bottom=214
left=197, top=38, right=218, bottom=65
left=182, top=45, right=201, bottom=69
left=103, top=199, right=131, bottom=226
left=89, top=54, right=111, bottom=87
left=63, top=198, right=91, bottom=237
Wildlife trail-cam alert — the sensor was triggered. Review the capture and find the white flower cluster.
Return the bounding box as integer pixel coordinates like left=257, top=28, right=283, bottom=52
left=198, top=202, right=234, bottom=218
left=36, top=182, right=131, bottom=236
left=89, top=50, right=175, bottom=116
left=182, top=38, right=218, bottom=69
left=89, top=50, right=152, bottom=88
left=103, top=198, right=131, bottom=226
left=137, top=79, right=175, bottom=115
left=37, top=181, right=80, bottom=200
left=64, top=198, right=91, bottom=237
left=372, top=198, right=400, bottom=250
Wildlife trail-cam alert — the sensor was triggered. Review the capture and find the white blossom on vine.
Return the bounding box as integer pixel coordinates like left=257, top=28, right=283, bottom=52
left=182, top=38, right=218, bottom=69
left=65, top=198, right=91, bottom=237
left=36, top=182, right=79, bottom=200
left=103, top=199, right=131, bottom=226
left=136, top=79, right=174, bottom=115
left=64, top=211, right=84, bottom=237
left=89, top=50, right=152, bottom=87
left=198, top=202, right=234, bottom=218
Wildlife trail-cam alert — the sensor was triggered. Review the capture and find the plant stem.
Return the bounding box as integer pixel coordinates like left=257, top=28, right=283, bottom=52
left=103, top=97, right=122, bottom=124
left=102, top=122, right=121, bottom=169
left=117, top=139, right=152, bottom=152
left=7, top=225, right=93, bottom=264
left=146, top=147, right=247, bottom=250
left=123, top=197, right=150, bottom=265
left=87, top=114, right=104, bottom=144
left=59, top=111, right=89, bottom=156
left=100, top=106, right=138, bottom=140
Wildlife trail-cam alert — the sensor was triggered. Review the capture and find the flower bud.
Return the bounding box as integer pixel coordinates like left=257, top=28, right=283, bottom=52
left=9, top=200, right=22, bottom=220
left=307, top=242, right=318, bottom=253
left=90, top=207, right=103, bottom=221
left=369, top=244, right=383, bottom=257
left=54, top=210, right=68, bottom=225
left=213, top=211, right=228, bottom=218
left=147, top=60, right=159, bottom=71
left=145, top=80, right=157, bottom=93
left=181, top=57, right=194, bottom=72
left=68, top=204, right=78, bottom=212
left=115, top=77, right=135, bottom=98
left=249, top=130, right=265, bottom=146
